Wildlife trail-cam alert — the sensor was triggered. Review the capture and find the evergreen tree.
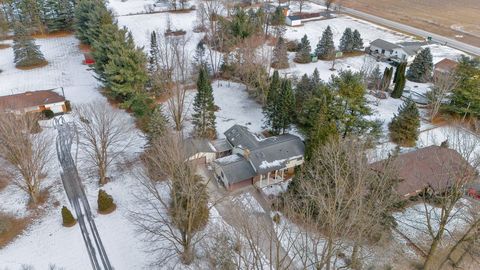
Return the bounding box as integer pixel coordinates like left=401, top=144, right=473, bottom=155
left=270, top=6, right=286, bottom=26
left=16, top=0, right=45, bottom=34
left=311, top=68, right=321, bottom=88
left=294, top=34, right=311, bottom=64
left=103, top=32, right=149, bottom=100
left=74, top=0, right=113, bottom=45
left=339, top=27, right=354, bottom=53
left=407, top=47, right=433, bottom=83
left=352, top=29, right=363, bottom=50
left=61, top=206, right=76, bottom=227
left=12, top=22, right=46, bottom=68
left=391, top=73, right=406, bottom=99
left=277, top=79, right=295, bottom=134
left=315, top=26, right=335, bottom=60
left=394, top=62, right=407, bottom=83
left=98, top=189, right=116, bottom=214
left=271, top=36, right=289, bottom=69
left=306, top=106, right=338, bottom=159
left=44, top=0, right=75, bottom=32
left=264, top=70, right=281, bottom=133
left=388, top=98, right=420, bottom=147
left=295, top=73, right=312, bottom=109
left=148, top=30, right=159, bottom=76
left=446, top=56, right=480, bottom=118
left=192, top=67, right=217, bottom=138
left=147, top=105, right=168, bottom=142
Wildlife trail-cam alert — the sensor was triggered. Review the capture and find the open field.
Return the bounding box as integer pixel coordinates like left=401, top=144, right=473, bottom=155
left=341, top=0, right=480, bottom=47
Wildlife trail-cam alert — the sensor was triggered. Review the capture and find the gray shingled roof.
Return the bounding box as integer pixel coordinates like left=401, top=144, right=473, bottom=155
left=185, top=138, right=214, bottom=157
left=224, top=124, right=263, bottom=150
left=249, top=134, right=305, bottom=174
left=370, top=39, right=400, bottom=51
left=214, top=154, right=257, bottom=184
left=210, top=138, right=233, bottom=153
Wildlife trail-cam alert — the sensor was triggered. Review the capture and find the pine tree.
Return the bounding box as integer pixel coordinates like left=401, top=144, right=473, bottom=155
left=44, top=0, right=75, bottom=32
left=394, top=62, right=407, bottom=83
left=294, top=34, right=311, bottom=64
left=192, top=67, right=217, bottom=138
left=264, top=71, right=282, bottom=133
left=339, top=27, right=354, bottom=53
left=307, top=107, right=338, bottom=159
left=315, top=26, right=335, bottom=60
left=277, top=79, right=295, bottom=134
left=74, top=0, right=113, bottom=45
left=311, top=68, right=321, bottom=88
left=295, top=73, right=312, bottom=109
left=407, top=47, right=433, bottom=83
left=352, top=29, right=363, bottom=50
left=271, top=6, right=286, bottom=26
left=61, top=206, right=76, bottom=227
left=271, top=37, right=289, bottom=69
left=147, top=105, right=168, bottom=142
left=98, top=189, right=116, bottom=214
left=388, top=98, right=420, bottom=147
left=446, top=56, right=480, bottom=118
left=148, top=31, right=159, bottom=76
left=391, top=73, right=406, bottom=99
left=12, top=22, right=47, bottom=68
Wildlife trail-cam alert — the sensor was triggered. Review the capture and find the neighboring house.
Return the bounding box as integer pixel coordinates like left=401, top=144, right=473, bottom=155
left=434, top=58, right=458, bottom=78
left=371, top=145, right=477, bottom=198
left=0, top=90, right=68, bottom=115
left=369, top=39, right=425, bottom=63
left=213, top=125, right=305, bottom=191
left=285, top=12, right=323, bottom=26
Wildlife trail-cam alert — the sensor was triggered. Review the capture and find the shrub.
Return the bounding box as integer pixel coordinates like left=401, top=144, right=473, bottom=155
left=42, top=109, right=54, bottom=119
left=61, top=206, right=76, bottom=227
left=97, top=189, right=116, bottom=214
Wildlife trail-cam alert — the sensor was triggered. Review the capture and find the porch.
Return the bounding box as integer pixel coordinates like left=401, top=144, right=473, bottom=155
left=254, top=167, right=295, bottom=189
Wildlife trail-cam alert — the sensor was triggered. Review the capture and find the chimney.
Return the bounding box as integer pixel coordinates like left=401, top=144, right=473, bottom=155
left=244, top=148, right=251, bottom=159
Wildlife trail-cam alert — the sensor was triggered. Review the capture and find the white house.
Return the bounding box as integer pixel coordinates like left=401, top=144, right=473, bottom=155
left=369, top=39, right=424, bottom=63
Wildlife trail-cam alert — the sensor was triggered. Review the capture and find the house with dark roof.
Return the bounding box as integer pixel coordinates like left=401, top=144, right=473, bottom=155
left=186, top=138, right=233, bottom=165
left=368, top=39, right=425, bottom=63
left=0, top=89, right=68, bottom=115
left=213, top=125, right=305, bottom=190
left=370, top=145, right=477, bottom=198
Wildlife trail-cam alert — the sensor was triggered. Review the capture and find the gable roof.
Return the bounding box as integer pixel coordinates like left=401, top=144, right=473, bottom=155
left=225, top=124, right=263, bottom=150
left=435, top=58, right=458, bottom=72
left=0, top=90, right=65, bottom=111
left=185, top=138, right=215, bottom=157
left=370, top=39, right=400, bottom=51
left=371, top=145, right=477, bottom=196
left=210, top=138, right=233, bottom=153
left=249, top=134, right=305, bottom=174
left=214, top=154, right=256, bottom=184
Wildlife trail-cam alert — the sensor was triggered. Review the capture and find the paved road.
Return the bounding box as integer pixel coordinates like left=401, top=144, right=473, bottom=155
left=54, top=117, right=113, bottom=270
left=312, top=0, right=480, bottom=56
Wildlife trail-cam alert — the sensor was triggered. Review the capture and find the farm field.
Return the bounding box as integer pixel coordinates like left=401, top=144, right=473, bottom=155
left=341, top=0, right=480, bottom=47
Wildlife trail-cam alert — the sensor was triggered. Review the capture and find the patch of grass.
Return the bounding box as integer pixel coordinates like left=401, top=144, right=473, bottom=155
left=31, top=31, right=73, bottom=39
left=0, top=43, right=11, bottom=49
left=0, top=177, right=8, bottom=191
left=16, top=60, right=49, bottom=70
left=0, top=212, right=29, bottom=248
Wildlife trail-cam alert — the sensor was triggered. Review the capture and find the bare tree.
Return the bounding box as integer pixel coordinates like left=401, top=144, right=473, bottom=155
left=131, top=133, right=210, bottom=265
left=153, top=31, right=191, bottom=131
left=428, top=72, right=459, bottom=122
left=325, top=0, right=336, bottom=12
left=285, top=138, right=400, bottom=269
left=0, top=113, right=51, bottom=204
left=74, top=102, right=134, bottom=185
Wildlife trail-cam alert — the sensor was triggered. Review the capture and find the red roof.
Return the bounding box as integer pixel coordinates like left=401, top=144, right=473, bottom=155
left=0, top=90, right=66, bottom=111
left=434, top=58, right=458, bottom=72
left=371, top=146, right=477, bottom=197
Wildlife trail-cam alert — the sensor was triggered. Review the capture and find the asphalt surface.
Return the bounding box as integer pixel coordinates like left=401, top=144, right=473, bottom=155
left=312, top=0, right=480, bottom=56
left=54, top=117, right=113, bottom=270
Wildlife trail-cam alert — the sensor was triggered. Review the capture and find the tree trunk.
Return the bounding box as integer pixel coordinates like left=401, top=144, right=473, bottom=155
left=423, top=237, right=441, bottom=270
left=181, top=244, right=194, bottom=265
left=99, top=162, right=108, bottom=185
left=350, top=243, right=361, bottom=270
